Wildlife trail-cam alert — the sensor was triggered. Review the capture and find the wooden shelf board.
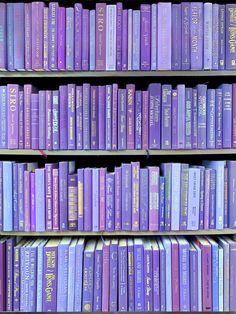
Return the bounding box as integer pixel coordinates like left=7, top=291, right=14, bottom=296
left=0, top=70, right=235, bottom=77
left=0, top=229, right=235, bottom=236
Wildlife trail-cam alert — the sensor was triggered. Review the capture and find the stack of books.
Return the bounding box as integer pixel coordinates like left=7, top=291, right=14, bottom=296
left=0, top=2, right=235, bottom=71
left=1, top=83, right=236, bottom=150
left=0, top=236, right=235, bottom=312
left=1, top=160, right=236, bottom=232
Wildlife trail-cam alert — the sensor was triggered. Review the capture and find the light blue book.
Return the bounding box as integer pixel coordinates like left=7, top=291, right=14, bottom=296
left=57, top=237, right=71, bottom=312
left=67, top=238, right=77, bottom=311
left=36, top=239, right=48, bottom=312
left=3, top=161, right=13, bottom=231
left=66, top=8, right=74, bottom=70
left=127, top=9, right=133, bottom=70
left=192, top=241, right=202, bottom=311
left=203, top=3, right=213, bottom=69
left=151, top=4, right=157, bottom=70
left=92, top=168, right=99, bottom=231
left=218, top=237, right=229, bottom=311
left=206, top=237, right=219, bottom=311
left=35, top=168, right=45, bottom=232
left=0, top=86, right=7, bottom=148
left=203, top=160, right=225, bottom=229
left=89, top=10, right=95, bottom=71
left=171, top=163, right=181, bottom=230
left=106, top=5, right=116, bottom=71
left=187, top=168, right=201, bottom=230
left=218, top=245, right=224, bottom=311
left=132, top=10, right=140, bottom=70
left=162, top=237, right=172, bottom=312
left=74, top=238, right=85, bottom=311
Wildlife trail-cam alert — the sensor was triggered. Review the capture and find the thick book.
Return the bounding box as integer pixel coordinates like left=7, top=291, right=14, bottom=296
left=7, top=84, right=19, bottom=149
left=203, top=3, right=213, bottom=69
left=185, top=88, right=192, bottom=148
left=76, top=85, right=83, bottom=150
left=74, top=238, right=85, bottom=312
left=143, top=240, right=153, bottom=311
left=178, top=236, right=190, bottom=311
left=140, top=4, right=151, bottom=70
left=219, top=5, right=225, bottom=69
left=140, top=168, right=149, bottom=231
left=212, top=4, right=219, bottom=69
left=222, top=84, right=232, bottom=148
left=0, top=86, right=7, bottom=148
left=68, top=174, right=78, bottom=231
left=142, top=90, right=149, bottom=149
left=91, top=87, right=98, bottom=150
left=187, top=167, right=201, bottom=230
left=0, top=239, right=6, bottom=310
left=6, top=3, right=14, bottom=71
left=162, top=237, right=172, bottom=312
left=151, top=4, right=157, bottom=70
left=115, top=167, right=122, bottom=230
left=67, top=239, right=77, bottom=311
left=161, top=85, right=172, bottom=149
left=177, top=84, right=185, bottom=148
left=171, top=163, right=181, bottom=231
left=149, top=83, right=161, bottom=149
left=122, top=164, right=132, bottom=230
left=77, top=168, right=84, bottom=231
left=190, top=2, right=203, bottom=69
left=58, top=7, right=65, bottom=70
left=48, top=2, right=58, bottom=70
left=35, top=168, right=45, bottom=231
left=84, top=168, right=92, bottom=231
left=206, top=89, right=216, bottom=149
left=31, top=93, right=39, bottom=149
left=92, top=168, right=99, bottom=231
left=126, top=84, right=135, bottom=149
left=135, top=91, right=142, bottom=149
left=66, top=8, right=74, bottom=70
left=59, top=85, right=68, bottom=150
left=52, top=91, right=59, bottom=150
left=82, top=9, right=89, bottom=71
left=13, top=3, right=24, bottom=70
left=106, top=172, right=115, bottom=231
left=181, top=3, right=190, bottom=70
left=3, top=162, right=13, bottom=231
left=32, top=2, right=44, bottom=70
left=96, top=3, right=106, bottom=71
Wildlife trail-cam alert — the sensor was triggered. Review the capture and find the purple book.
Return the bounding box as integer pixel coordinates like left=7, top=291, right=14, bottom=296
left=134, top=239, right=144, bottom=311
left=172, top=4, right=181, bottom=70
left=144, top=240, right=153, bottom=311
left=115, top=167, right=122, bottom=231
left=52, top=90, right=59, bottom=149
left=66, top=8, right=74, bottom=70
left=48, top=2, right=59, bottom=70
left=180, top=164, right=189, bottom=230
left=157, top=3, right=171, bottom=70
left=118, top=89, right=127, bottom=150
left=68, top=84, right=76, bottom=150
left=206, top=89, right=216, bottom=149
left=46, top=90, right=52, bottom=150
left=161, top=163, right=171, bottom=231
left=192, top=88, right=198, bottom=149
left=105, top=85, right=112, bottom=150
left=116, top=3, right=123, bottom=71
left=171, top=90, right=178, bottom=149
left=99, top=168, right=106, bottom=231
left=24, top=171, right=31, bottom=231
left=102, top=241, right=110, bottom=312
left=7, top=84, right=19, bottom=149
left=159, top=176, right=165, bottom=231
left=151, top=4, right=157, bottom=70
left=203, top=3, right=213, bottom=70
left=109, top=240, right=118, bottom=312
left=91, top=86, right=98, bottom=149
left=135, top=91, right=142, bottom=149
left=52, top=169, right=59, bottom=231
left=83, top=84, right=91, bottom=150
left=112, top=84, right=118, bottom=150
left=32, top=2, right=44, bottom=70
left=161, top=85, right=172, bottom=149
left=177, top=84, right=186, bottom=149
left=209, top=169, right=216, bottom=229
left=59, top=85, right=68, bottom=150
left=58, top=7, right=65, bottom=70
left=13, top=163, right=18, bottom=231
left=222, top=84, right=232, bottom=148
left=190, top=3, right=203, bottom=70
left=43, top=7, right=49, bottom=70
left=93, top=240, right=103, bottom=311
left=45, top=163, right=57, bottom=231
left=142, top=90, right=149, bottom=149
left=149, top=83, right=161, bottom=149
left=224, top=168, right=228, bottom=228
left=132, top=10, right=140, bottom=71
left=68, top=174, right=78, bottom=231
left=0, top=86, right=7, bottom=149
left=13, top=3, right=24, bottom=70
left=152, top=240, right=160, bottom=311
left=197, top=166, right=205, bottom=230
left=84, top=168, right=92, bottom=231
left=24, top=3, right=31, bottom=70
left=6, top=238, right=15, bottom=311
left=226, top=4, right=236, bottom=70
left=126, top=84, right=135, bottom=149
left=197, top=84, right=207, bottom=149
left=77, top=168, right=84, bottom=231
left=131, top=162, right=140, bottom=231
left=122, top=163, right=132, bottom=230
left=39, top=91, right=46, bottom=149
left=18, top=163, right=27, bottom=231
left=121, top=9, right=128, bottom=71
left=212, top=4, right=219, bottom=70
left=185, top=88, right=192, bottom=149
left=233, top=84, right=236, bottom=148
left=42, top=239, right=59, bottom=312
left=31, top=93, right=39, bottom=150
left=204, top=169, right=210, bottom=229
left=118, top=239, right=128, bottom=311
left=140, top=4, right=151, bottom=70
left=59, top=161, right=72, bottom=230
left=171, top=237, right=179, bottom=311
left=7, top=3, right=14, bottom=71
left=128, top=239, right=134, bottom=311
left=0, top=239, right=6, bottom=310
left=0, top=163, right=3, bottom=230
left=106, top=172, right=115, bottom=231
left=19, top=91, right=24, bottom=149
left=189, top=243, right=198, bottom=311
left=227, top=161, right=236, bottom=228
left=30, top=172, right=36, bottom=231
left=219, top=5, right=225, bottom=69
left=181, top=2, right=190, bottom=70
left=76, top=85, right=83, bottom=150
left=98, top=86, right=106, bottom=149
left=74, top=3, right=82, bottom=70
left=0, top=4, right=6, bottom=70
left=82, top=9, right=89, bottom=71
left=140, top=168, right=149, bottom=231
left=96, top=3, right=106, bottom=71
left=148, top=167, right=159, bottom=231
left=178, top=237, right=190, bottom=311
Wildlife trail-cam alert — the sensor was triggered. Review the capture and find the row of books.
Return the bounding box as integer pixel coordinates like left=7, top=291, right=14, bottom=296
left=1, top=159, right=236, bottom=232
left=0, top=236, right=235, bottom=312
left=2, top=83, right=236, bottom=150
left=0, top=2, right=236, bottom=71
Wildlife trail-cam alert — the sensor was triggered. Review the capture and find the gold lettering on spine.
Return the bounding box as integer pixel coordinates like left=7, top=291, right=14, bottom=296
left=45, top=251, right=56, bottom=303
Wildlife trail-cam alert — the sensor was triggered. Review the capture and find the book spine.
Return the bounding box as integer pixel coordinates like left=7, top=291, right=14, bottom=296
left=232, top=84, right=236, bottom=147
left=190, top=3, right=203, bottom=69
left=140, top=4, right=151, bottom=70
left=45, top=164, right=55, bottom=231
left=13, top=245, right=20, bottom=311
left=187, top=168, right=200, bottom=230
left=197, top=84, right=207, bottom=149
left=24, top=85, right=32, bottom=149
left=105, top=85, right=112, bottom=150
left=32, top=2, right=44, bottom=70
left=127, top=9, right=132, bottom=70
left=128, top=242, right=134, bottom=311
left=177, top=84, right=186, bottom=148
left=106, top=173, right=115, bottom=231
left=134, top=242, right=144, bottom=311
left=192, top=88, right=198, bottom=149
left=227, top=161, right=236, bottom=228
left=0, top=87, right=7, bottom=148
left=6, top=238, right=14, bottom=311
left=93, top=247, right=103, bottom=311
left=118, top=243, right=128, bottom=311
left=111, top=85, right=118, bottom=150
left=92, top=169, right=99, bottom=231
left=190, top=248, right=198, bottom=311
left=46, top=90, right=52, bottom=150
left=13, top=3, right=24, bottom=70
left=89, top=10, right=95, bottom=70
left=204, top=169, right=210, bottom=229
left=106, top=5, right=116, bottom=71
left=159, top=176, right=165, bottom=231
left=109, top=243, right=118, bottom=311
left=203, top=3, right=213, bottom=69
left=24, top=170, right=31, bottom=231
left=121, top=10, right=128, bottom=71
left=18, top=164, right=26, bottom=231
left=31, top=93, right=39, bottom=149
left=66, top=8, right=74, bottom=70
left=118, top=89, right=127, bottom=150
left=172, top=4, right=182, bottom=70
left=180, top=164, right=189, bottom=230
left=219, top=5, right=225, bottom=69
left=122, top=164, right=132, bottom=230
left=96, top=3, right=106, bottom=70
left=0, top=163, right=3, bottom=231
left=77, top=168, right=84, bottom=231
left=39, top=91, right=46, bottom=149
left=82, top=9, right=89, bottom=71
left=115, top=167, right=122, bottom=231
left=222, top=84, right=232, bottom=148
left=84, top=168, right=92, bottom=231
left=35, top=169, right=45, bottom=232
left=7, top=84, right=19, bottom=149
left=18, top=92, right=24, bottom=149
left=216, top=88, right=223, bottom=148
left=49, top=3, right=58, bottom=70
left=182, top=3, right=190, bottom=69
left=3, top=162, right=13, bottom=231
left=0, top=4, right=6, bottom=70
left=140, top=169, right=149, bottom=231
left=202, top=245, right=212, bottom=311
left=13, top=164, right=18, bottom=231
left=152, top=245, right=160, bottom=311
left=224, top=168, right=228, bottom=228
left=149, top=84, right=161, bottom=149
left=20, top=246, right=25, bottom=311
left=132, top=10, right=140, bottom=71
left=135, top=91, right=142, bottom=149
left=7, top=3, right=14, bottom=71
left=43, top=7, right=48, bottom=70
left=172, top=241, right=179, bottom=311
left=171, top=164, right=181, bottom=231
left=76, top=86, right=83, bottom=149
left=29, top=246, right=37, bottom=311
left=67, top=243, right=76, bottom=311
left=99, top=168, right=106, bottom=231
left=151, top=4, right=157, bottom=70
left=209, top=169, right=216, bottom=229
left=144, top=247, right=153, bottom=311
left=226, top=4, right=236, bottom=70
left=59, top=162, right=68, bottom=230
left=171, top=90, right=178, bottom=149
left=126, top=84, right=135, bottom=149
left=59, top=86, right=68, bottom=149
left=207, top=89, right=216, bottom=149
left=161, top=85, right=172, bottom=149
left=24, top=3, right=31, bottom=70
left=68, top=84, right=76, bottom=150
left=179, top=242, right=190, bottom=311
left=131, top=162, right=139, bottom=231
left=101, top=243, right=109, bottom=311
left=57, top=243, right=69, bottom=311
left=74, top=3, right=82, bottom=71
left=149, top=167, right=159, bottom=231
left=36, top=242, right=44, bottom=311
left=30, top=172, right=36, bottom=231
left=212, top=4, right=219, bottom=69
left=230, top=242, right=236, bottom=311
left=52, top=169, right=59, bottom=231
left=74, top=242, right=84, bottom=311
left=68, top=174, right=78, bottom=231
left=163, top=164, right=171, bottom=231
left=116, top=3, right=122, bottom=71
left=98, top=86, right=106, bottom=150
left=185, top=88, right=192, bottom=149
left=83, top=84, right=91, bottom=150
left=58, top=7, right=65, bottom=70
